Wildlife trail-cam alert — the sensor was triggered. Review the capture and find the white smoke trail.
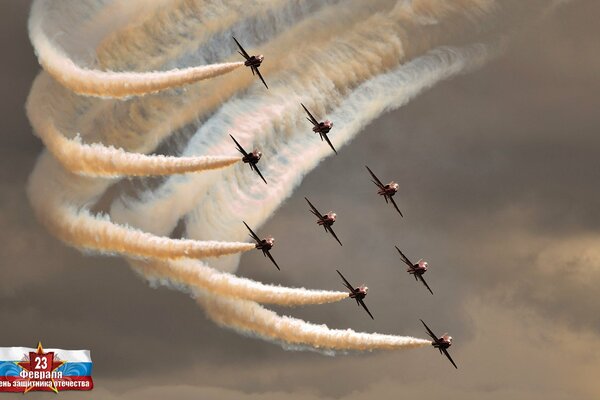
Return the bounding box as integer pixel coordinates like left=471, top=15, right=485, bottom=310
left=136, top=258, right=348, bottom=306
left=24, top=0, right=558, bottom=353
left=96, top=0, right=338, bottom=71
left=197, top=290, right=431, bottom=352
left=121, top=44, right=493, bottom=336
left=30, top=0, right=244, bottom=98
left=25, top=0, right=359, bottom=178
left=24, top=0, right=380, bottom=302
left=38, top=129, right=240, bottom=178
left=26, top=85, right=240, bottom=177
left=168, top=44, right=496, bottom=343
left=68, top=0, right=355, bottom=155
left=27, top=154, right=255, bottom=260
left=100, top=1, right=502, bottom=323
left=132, top=44, right=496, bottom=260
left=109, top=0, right=497, bottom=238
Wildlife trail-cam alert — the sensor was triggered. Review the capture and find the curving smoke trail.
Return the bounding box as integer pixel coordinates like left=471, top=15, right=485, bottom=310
left=26, top=77, right=241, bottom=177
left=183, top=44, right=496, bottom=249
left=197, top=290, right=431, bottom=352
left=26, top=0, right=354, bottom=177
left=109, top=0, right=499, bottom=238
left=28, top=154, right=255, bottom=261
left=136, top=258, right=348, bottom=306
left=30, top=0, right=243, bottom=98
left=26, top=0, right=556, bottom=353
left=95, top=0, right=342, bottom=71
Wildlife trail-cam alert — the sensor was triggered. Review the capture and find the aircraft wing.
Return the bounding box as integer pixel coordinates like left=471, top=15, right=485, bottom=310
left=232, top=36, right=250, bottom=60
left=251, top=162, right=268, bottom=184
left=230, top=134, right=249, bottom=157
left=418, top=274, right=434, bottom=295
left=264, top=250, right=280, bottom=271
left=301, top=103, right=319, bottom=126
left=389, top=195, right=403, bottom=217
left=395, top=246, right=413, bottom=268
left=326, top=225, right=343, bottom=246
left=442, top=348, right=458, bottom=369
left=357, top=298, right=374, bottom=320
left=322, top=133, right=338, bottom=154
left=365, top=165, right=385, bottom=189
left=420, top=319, right=439, bottom=342
left=254, top=67, right=269, bottom=89
left=305, top=197, right=323, bottom=220
left=243, top=221, right=261, bottom=243
left=336, top=270, right=355, bottom=292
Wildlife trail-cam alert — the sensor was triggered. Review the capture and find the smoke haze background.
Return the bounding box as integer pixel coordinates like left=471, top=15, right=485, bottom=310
left=25, top=0, right=494, bottom=351
left=0, top=1, right=599, bottom=399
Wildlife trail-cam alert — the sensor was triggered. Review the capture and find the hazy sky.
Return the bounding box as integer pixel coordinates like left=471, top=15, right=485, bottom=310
left=1, top=1, right=599, bottom=399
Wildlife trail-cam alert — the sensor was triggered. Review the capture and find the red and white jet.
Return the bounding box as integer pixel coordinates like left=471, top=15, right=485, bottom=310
left=230, top=134, right=267, bottom=184
left=421, top=319, right=457, bottom=369
left=243, top=221, right=279, bottom=270
left=337, top=270, right=374, bottom=320
left=305, top=197, right=342, bottom=246
left=301, top=103, right=336, bottom=154
left=396, top=246, right=433, bottom=295
left=233, top=36, right=268, bottom=89
left=365, top=165, right=403, bottom=217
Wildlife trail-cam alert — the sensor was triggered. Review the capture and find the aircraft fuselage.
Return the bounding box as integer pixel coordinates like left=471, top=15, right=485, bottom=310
left=317, top=213, right=336, bottom=227
left=378, top=182, right=399, bottom=197
left=432, top=337, right=452, bottom=350
left=242, top=151, right=261, bottom=165
left=349, top=286, right=368, bottom=300
left=408, top=261, right=428, bottom=275
left=313, top=120, right=333, bottom=134
left=256, top=237, right=274, bottom=251
left=245, top=55, right=264, bottom=68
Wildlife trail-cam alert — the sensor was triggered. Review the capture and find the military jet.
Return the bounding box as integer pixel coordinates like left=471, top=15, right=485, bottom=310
left=396, top=246, right=433, bottom=295
left=233, top=36, right=268, bottom=89
left=301, top=103, right=336, bottom=154
left=305, top=197, right=342, bottom=246
left=421, top=319, right=457, bottom=369
left=243, top=221, right=279, bottom=270
left=365, top=165, right=403, bottom=217
left=337, top=270, right=373, bottom=320
left=230, top=134, right=267, bottom=184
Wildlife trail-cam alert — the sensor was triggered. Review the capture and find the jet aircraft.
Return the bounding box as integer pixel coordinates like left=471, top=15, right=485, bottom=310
left=421, top=319, right=457, bottom=369
left=305, top=197, right=342, bottom=246
left=396, top=246, right=433, bottom=295
left=230, top=134, right=267, bottom=184
left=365, top=165, right=403, bottom=216
left=301, top=103, right=336, bottom=154
left=233, top=36, right=268, bottom=89
left=243, top=221, right=279, bottom=270
left=337, top=269, right=374, bottom=320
